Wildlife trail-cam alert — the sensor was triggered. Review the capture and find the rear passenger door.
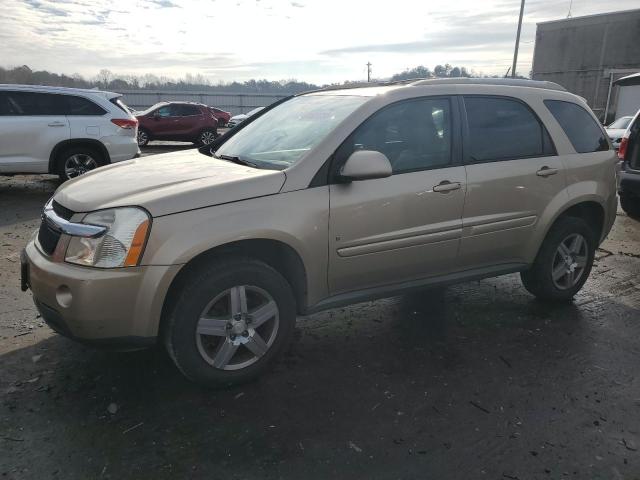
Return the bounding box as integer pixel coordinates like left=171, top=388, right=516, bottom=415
left=0, top=91, right=70, bottom=173
left=171, top=104, right=203, bottom=138
left=458, top=95, right=566, bottom=268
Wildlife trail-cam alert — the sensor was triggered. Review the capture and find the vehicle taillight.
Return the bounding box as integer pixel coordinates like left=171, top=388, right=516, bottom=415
left=618, top=135, right=629, bottom=160
left=111, top=118, right=138, bottom=129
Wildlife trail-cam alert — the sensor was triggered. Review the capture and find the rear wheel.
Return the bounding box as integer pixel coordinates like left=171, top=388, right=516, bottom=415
left=197, top=129, right=217, bottom=146
left=163, top=258, right=296, bottom=387
left=56, top=146, right=104, bottom=181
left=521, top=217, right=596, bottom=301
left=620, top=195, right=640, bottom=219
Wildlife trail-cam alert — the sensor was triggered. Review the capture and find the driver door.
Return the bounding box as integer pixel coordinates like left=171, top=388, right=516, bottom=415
left=328, top=97, right=466, bottom=295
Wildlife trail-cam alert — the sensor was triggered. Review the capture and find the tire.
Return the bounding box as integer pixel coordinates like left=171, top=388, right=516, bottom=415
left=137, top=128, right=150, bottom=147
left=56, top=146, right=104, bottom=182
left=197, top=129, right=217, bottom=146
left=520, top=216, right=596, bottom=301
left=620, top=195, right=640, bottom=220
left=163, top=258, right=297, bottom=387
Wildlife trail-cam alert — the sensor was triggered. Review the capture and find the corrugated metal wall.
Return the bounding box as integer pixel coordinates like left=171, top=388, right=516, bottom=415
left=532, top=9, right=640, bottom=123
left=118, top=90, right=286, bottom=115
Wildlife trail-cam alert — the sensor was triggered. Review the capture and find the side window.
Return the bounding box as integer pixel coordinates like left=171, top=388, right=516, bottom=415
left=464, top=96, right=555, bottom=163
left=64, top=95, right=106, bottom=115
left=173, top=104, right=200, bottom=116
left=339, top=98, right=452, bottom=175
left=157, top=105, right=172, bottom=117
left=1, top=91, right=66, bottom=115
left=544, top=100, right=609, bottom=153
left=0, top=92, right=18, bottom=115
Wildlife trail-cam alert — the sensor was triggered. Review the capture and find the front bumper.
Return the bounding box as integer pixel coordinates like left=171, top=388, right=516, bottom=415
left=22, top=240, right=180, bottom=348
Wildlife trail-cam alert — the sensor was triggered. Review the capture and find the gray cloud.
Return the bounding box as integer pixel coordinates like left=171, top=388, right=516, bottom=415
left=22, top=0, right=69, bottom=17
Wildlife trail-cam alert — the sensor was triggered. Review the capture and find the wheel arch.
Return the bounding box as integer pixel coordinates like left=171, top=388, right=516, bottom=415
left=530, top=197, right=606, bottom=263
left=49, top=139, right=111, bottom=173
left=160, top=238, right=309, bottom=333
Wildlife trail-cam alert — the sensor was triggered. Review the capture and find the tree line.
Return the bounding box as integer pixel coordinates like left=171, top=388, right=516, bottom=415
left=1, top=63, right=485, bottom=95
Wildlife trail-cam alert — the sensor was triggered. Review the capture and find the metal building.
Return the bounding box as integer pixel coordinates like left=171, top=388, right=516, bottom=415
left=531, top=9, right=640, bottom=123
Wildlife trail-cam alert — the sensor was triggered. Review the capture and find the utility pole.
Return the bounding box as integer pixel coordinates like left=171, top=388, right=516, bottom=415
left=511, top=0, right=525, bottom=78
left=366, top=62, right=372, bottom=82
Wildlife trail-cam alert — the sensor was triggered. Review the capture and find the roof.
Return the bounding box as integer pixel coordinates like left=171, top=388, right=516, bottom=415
left=614, top=72, right=640, bottom=87
left=0, top=83, right=119, bottom=97
left=309, top=77, right=567, bottom=96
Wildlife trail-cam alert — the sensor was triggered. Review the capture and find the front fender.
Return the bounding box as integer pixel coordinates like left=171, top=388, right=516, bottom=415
left=143, top=187, right=330, bottom=306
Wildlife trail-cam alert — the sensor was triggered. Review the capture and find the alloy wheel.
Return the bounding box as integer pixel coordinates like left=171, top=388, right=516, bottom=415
left=551, top=233, right=588, bottom=290
left=195, top=285, right=279, bottom=370
left=137, top=130, right=148, bottom=146
left=64, top=154, right=98, bottom=179
left=200, top=130, right=216, bottom=145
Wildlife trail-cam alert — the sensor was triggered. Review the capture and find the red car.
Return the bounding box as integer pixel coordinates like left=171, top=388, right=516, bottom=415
left=208, top=106, right=231, bottom=127
left=136, top=102, right=218, bottom=147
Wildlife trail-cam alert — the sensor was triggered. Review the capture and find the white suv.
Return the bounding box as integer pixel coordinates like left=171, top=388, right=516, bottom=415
left=0, top=85, right=140, bottom=180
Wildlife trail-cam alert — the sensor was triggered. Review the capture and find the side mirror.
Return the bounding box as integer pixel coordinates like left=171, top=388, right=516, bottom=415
left=340, top=150, right=392, bottom=181
left=153, top=111, right=161, bottom=119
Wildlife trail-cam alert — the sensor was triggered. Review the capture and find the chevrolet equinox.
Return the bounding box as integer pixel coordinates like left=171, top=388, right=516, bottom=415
left=22, top=78, right=618, bottom=386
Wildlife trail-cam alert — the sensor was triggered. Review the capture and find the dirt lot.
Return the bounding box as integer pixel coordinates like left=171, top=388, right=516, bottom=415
left=1, top=147, right=640, bottom=479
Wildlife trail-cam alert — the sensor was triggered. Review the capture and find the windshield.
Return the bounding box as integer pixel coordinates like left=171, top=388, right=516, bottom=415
left=608, top=116, right=633, bottom=129
left=215, top=95, right=367, bottom=169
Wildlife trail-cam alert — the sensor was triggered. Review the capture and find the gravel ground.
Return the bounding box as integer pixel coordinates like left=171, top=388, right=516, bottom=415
left=1, top=148, right=640, bottom=479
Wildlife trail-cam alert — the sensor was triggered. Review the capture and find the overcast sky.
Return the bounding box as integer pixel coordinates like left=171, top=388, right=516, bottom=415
left=1, top=0, right=638, bottom=84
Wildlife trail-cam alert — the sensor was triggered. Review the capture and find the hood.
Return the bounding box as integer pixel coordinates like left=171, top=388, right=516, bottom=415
left=230, top=114, right=247, bottom=122
left=605, top=128, right=626, bottom=139
left=54, top=149, right=286, bottom=217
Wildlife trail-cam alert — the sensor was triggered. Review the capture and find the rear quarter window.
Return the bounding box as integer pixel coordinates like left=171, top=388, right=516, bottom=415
left=544, top=100, right=609, bottom=153
left=64, top=95, right=107, bottom=115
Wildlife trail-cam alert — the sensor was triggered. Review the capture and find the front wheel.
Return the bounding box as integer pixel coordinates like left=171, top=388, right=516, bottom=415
left=521, top=217, right=596, bottom=301
left=197, top=129, right=217, bottom=146
left=163, top=258, right=296, bottom=387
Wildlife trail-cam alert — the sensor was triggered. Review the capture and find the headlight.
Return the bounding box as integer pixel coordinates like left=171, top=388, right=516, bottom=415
left=65, top=207, right=151, bottom=268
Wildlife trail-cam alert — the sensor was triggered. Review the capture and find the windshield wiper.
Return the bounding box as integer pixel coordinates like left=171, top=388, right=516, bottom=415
left=213, top=153, right=259, bottom=168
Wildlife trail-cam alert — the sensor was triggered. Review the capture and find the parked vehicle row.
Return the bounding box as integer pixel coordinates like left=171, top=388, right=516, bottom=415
left=605, top=115, right=634, bottom=149
left=22, top=78, right=618, bottom=387
left=0, top=84, right=139, bottom=180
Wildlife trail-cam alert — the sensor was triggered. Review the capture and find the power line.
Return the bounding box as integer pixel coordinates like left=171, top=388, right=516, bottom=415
left=366, top=62, right=372, bottom=82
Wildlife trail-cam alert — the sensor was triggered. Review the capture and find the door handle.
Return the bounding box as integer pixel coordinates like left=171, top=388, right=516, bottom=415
left=536, top=166, right=558, bottom=177
left=433, top=181, right=461, bottom=193
left=47, top=122, right=65, bottom=127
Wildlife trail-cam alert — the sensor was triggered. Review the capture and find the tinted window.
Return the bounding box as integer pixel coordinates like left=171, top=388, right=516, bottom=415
left=65, top=95, right=106, bottom=115
left=0, top=93, right=16, bottom=115
left=544, top=100, right=609, bottom=153
left=172, top=104, right=200, bottom=116
left=0, top=91, right=65, bottom=115
left=156, top=105, right=172, bottom=117
left=464, top=96, right=555, bottom=162
left=339, top=98, right=452, bottom=174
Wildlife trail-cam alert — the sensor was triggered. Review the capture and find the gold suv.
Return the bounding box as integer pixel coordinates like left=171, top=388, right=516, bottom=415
left=22, top=79, right=618, bottom=386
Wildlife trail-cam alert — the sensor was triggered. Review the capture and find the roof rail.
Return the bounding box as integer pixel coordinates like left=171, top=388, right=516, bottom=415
left=409, top=77, right=567, bottom=92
